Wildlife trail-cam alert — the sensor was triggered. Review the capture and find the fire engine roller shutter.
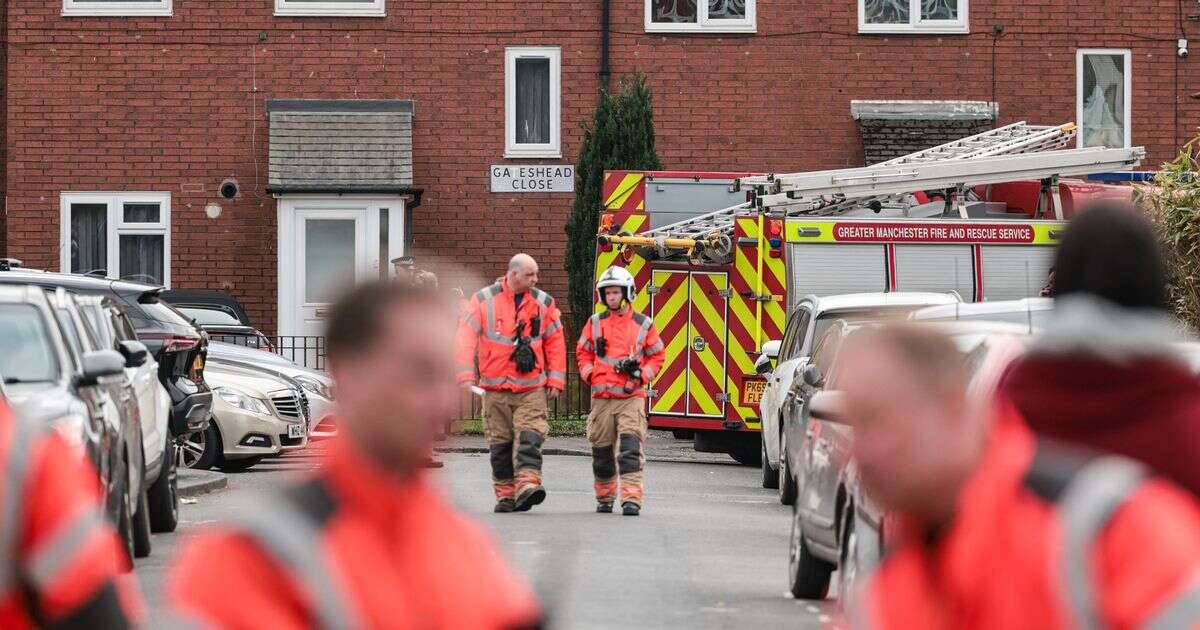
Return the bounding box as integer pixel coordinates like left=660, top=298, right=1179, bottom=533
left=892, top=245, right=976, bottom=301
left=979, top=246, right=1055, bottom=300
left=786, top=244, right=887, bottom=309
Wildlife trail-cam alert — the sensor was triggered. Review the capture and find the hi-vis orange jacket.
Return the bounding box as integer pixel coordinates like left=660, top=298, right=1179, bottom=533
left=854, top=403, right=1200, bottom=630
left=576, top=309, right=665, bottom=399
left=0, top=400, right=143, bottom=629
left=457, top=277, right=567, bottom=393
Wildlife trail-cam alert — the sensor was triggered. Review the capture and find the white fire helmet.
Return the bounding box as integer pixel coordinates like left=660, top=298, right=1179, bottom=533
left=595, top=266, right=636, bottom=306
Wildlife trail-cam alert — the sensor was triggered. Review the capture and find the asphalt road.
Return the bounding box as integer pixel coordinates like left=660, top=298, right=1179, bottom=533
left=135, top=444, right=839, bottom=629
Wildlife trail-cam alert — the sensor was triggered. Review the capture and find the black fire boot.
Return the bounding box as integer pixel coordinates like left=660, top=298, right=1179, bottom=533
left=494, top=499, right=516, bottom=513
left=596, top=501, right=614, bottom=514
left=622, top=502, right=640, bottom=516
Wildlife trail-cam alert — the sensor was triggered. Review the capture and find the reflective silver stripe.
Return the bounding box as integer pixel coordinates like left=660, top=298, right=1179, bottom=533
left=1059, top=456, right=1145, bottom=630
left=635, top=316, right=653, bottom=349
left=480, top=291, right=515, bottom=345
left=27, top=507, right=105, bottom=589
left=596, top=355, right=624, bottom=367
left=642, top=366, right=656, bottom=382
left=1145, top=572, right=1200, bottom=630
left=546, top=371, right=566, bottom=383
left=543, top=319, right=561, bottom=336
left=591, top=384, right=628, bottom=395
left=581, top=339, right=595, bottom=352
left=461, top=313, right=483, bottom=334
left=580, top=364, right=594, bottom=377
left=479, top=374, right=547, bottom=387
left=591, top=315, right=602, bottom=349
left=0, top=417, right=36, bottom=590
left=533, top=288, right=553, bottom=307
left=642, top=340, right=664, bottom=357
left=236, top=496, right=360, bottom=630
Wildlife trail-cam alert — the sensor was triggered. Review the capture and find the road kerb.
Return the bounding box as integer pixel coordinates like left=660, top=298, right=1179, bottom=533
left=179, top=469, right=228, bottom=497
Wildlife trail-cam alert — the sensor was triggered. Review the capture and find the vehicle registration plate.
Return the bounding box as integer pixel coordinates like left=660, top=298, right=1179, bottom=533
left=287, top=424, right=304, bottom=439
left=741, top=379, right=767, bottom=407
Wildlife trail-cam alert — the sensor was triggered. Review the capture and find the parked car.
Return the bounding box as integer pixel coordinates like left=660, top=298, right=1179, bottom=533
left=179, top=362, right=309, bottom=472
left=908, top=297, right=1054, bottom=331
left=161, top=289, right=272, bottom=349
left=757, top=292, right=960, bottom=500
left=0, top=269, right=212, bottom=439
left=76, top=295, right=180, bottom=534
left=784, top=321, right=1031, bottom=600
left=205, top=340, right=336, bottom=438
left=0, top=284, right=143, bottom=563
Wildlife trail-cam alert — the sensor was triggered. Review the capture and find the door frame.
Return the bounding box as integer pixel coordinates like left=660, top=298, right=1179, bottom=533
left=276, top=195, right=406, bottom=337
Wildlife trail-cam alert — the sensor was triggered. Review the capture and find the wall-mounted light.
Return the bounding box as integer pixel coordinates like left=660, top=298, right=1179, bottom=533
left=205, top=203, right=223, bottom=219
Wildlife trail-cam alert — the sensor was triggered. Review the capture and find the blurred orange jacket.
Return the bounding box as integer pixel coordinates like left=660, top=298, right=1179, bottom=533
left=456, top=277, right=566, bottom=393
left=855, top=404, right=1200, bottom=630
left=576, top=309, right=665, bottom=398
left=168, top=439, right=542, bottom=630
left=0, top=400, right=142, bottom=629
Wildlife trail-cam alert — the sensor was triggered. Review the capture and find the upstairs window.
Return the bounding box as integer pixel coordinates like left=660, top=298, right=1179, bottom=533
left=63, top=0, right=172, bottom=16
left=859, top=0, right=968, bottom=34
left=646, top=0, right=757, bottom=33
left=1077, top=49, right=1132, bottom=149
left=274, top=0, right=386, bottom=17
left=505, top=47, right=562, bottom=159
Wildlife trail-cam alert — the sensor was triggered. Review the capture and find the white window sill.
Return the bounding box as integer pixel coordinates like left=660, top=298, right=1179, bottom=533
left=504, top=150, right=563, bottom=160
left=62, top=6, right=172, bottom=16
left=645, top=24, right=757, bottom=34
left=858, top=24, right=969, bottom=35
left=274, top=8, right=386, bottom=16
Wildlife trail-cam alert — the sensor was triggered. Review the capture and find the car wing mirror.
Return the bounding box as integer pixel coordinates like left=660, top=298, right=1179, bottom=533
left=77, top=350, right=127, bottom=388
left=801, top=364, right=824, bottom=388
left=118, top=340, right=150, bottom=368
left=809, top=390, right=846, bottom=424
left=754, top=354, right=772, bottom=375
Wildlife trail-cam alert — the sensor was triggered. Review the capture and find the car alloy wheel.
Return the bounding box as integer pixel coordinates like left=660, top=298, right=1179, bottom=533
left=175, top=431, right=206, bottom=469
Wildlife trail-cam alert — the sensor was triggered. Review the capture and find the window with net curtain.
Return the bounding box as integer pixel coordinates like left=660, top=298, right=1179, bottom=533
left=651, top=0, right=747, bottom=22
left=514, top=57, right=551, bottom=146
left=1079, top=52, right=1129, bottom=149
left=67, top=197, right=168, bottom=286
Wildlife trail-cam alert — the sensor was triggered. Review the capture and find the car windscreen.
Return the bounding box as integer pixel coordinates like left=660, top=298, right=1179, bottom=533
left=814, top=306, right=923, bottom=343
left=176, top=305, right=242, bottom=326
left=0, top=305, right=60, bottom=384
left=129, top=296, right=197, bottom=332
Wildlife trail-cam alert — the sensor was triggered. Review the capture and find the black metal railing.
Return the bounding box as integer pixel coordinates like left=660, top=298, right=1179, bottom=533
left=208, top=335, right=328, bottom=371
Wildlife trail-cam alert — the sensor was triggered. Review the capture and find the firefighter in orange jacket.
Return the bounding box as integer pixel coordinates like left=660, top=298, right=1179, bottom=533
left=577, top=266, right=665, bottom=516
left=170, top=280, right=542, bottom=629
left=457, top=253, right=567, bottom=513
left=0, top=398, right=143, bottom=629
left=835, top=326, right=1200, bottom=630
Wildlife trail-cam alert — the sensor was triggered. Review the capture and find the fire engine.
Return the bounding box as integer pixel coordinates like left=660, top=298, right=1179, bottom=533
left=592, top=122, right=1143, bottom=463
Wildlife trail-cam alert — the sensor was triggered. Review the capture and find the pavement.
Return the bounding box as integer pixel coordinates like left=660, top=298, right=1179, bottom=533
left=136, top=442, right=842, bottom=629
left=177, top=468, right=226, bottom=497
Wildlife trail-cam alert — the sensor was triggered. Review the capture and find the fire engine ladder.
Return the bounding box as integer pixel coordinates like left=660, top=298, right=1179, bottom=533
left=605, top=122, right=1082, bottom=261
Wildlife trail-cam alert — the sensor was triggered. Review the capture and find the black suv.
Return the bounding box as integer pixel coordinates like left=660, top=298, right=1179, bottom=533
left=0, top=269, right=211, bottom=437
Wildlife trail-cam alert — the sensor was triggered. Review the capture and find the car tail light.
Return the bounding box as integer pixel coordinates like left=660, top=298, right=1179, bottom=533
left=141, top=333, right=200, bottom=354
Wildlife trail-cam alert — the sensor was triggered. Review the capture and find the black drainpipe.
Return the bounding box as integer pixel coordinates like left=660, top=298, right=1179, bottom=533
left=599, top=0, right=611, bottom=92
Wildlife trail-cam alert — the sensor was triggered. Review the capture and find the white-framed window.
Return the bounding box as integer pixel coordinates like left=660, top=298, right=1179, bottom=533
left=1077, top=49, right=1132, bottom=149
left=60, top=193, right=172, bottom=287
left=505, top=47, right=562, bottom=159
left=858, top=0, right=968, bottom=34
left=63, top=0, right=172, bottom=16
left=646, top=0, right=756, bottom=33
left=274, top=0, right=385, bottom=17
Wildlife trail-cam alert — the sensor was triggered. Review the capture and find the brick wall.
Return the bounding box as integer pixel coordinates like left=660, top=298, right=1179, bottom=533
left=859, top=119, right=998, bottom=165
left=5, top=0, right=1195, bottom=332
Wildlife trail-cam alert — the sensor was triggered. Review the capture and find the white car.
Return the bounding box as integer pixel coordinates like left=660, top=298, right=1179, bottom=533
left=205, top=340, right=336, bottom=438
left=179, top=363, right=309, bottom=472
left=908, top=297, right=1054, bottom=332
left=757, top=291, right=960, bottom=503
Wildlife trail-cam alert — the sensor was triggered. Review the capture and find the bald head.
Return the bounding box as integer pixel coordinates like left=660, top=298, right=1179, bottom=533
left=507, top=253, right=539, bottom=293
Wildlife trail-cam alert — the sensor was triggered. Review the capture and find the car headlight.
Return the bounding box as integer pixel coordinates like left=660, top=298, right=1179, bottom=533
left=294, top=375, right=333, bottom=401
left=213, top=386, right=271, bottom=415
left=50, top=414, right=88, bottom=454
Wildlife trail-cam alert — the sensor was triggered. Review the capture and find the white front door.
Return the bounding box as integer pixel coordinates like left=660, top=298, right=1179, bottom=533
left=278, top=197, right=406, bottom=344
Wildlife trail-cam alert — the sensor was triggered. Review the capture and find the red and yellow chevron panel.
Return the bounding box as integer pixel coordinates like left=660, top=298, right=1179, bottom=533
left=727, top=217, right=788, bottom=429
left=602, top=171, right=646, bottom=211
left=649, top=270, right=689, bottom=416
left=686, top=273, right=729, bottom=418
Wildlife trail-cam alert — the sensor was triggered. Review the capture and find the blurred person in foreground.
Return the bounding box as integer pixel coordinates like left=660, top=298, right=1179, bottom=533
left=169, top=281, right=542, bottom=629
left=1000, top=203, right=1200, bottom=495
left=840, top=325, right=1200, bottom=630
left=0, top=397, right=143, bottom=628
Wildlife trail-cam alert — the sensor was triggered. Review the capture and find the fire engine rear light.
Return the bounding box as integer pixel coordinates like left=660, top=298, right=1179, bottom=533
left=600, top=215, right=615, bottom=232
left=141, top=333, right=200, bottom=354
left=768, top=219, right=783, bottom=237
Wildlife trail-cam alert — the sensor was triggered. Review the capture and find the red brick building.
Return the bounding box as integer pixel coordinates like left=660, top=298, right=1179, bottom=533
left=1, top=0, right=1193, bottom=335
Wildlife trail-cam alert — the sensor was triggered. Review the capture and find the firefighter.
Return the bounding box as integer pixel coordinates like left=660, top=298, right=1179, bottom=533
left=456, top=253, right=567, bottom=513
left=837, top=325, right=1200, bottom=630
left=576, top=266, right=665, bottom=516
left=169, top=280, right=542, bottom=629
left=0, top=398, right=143, bottom=629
